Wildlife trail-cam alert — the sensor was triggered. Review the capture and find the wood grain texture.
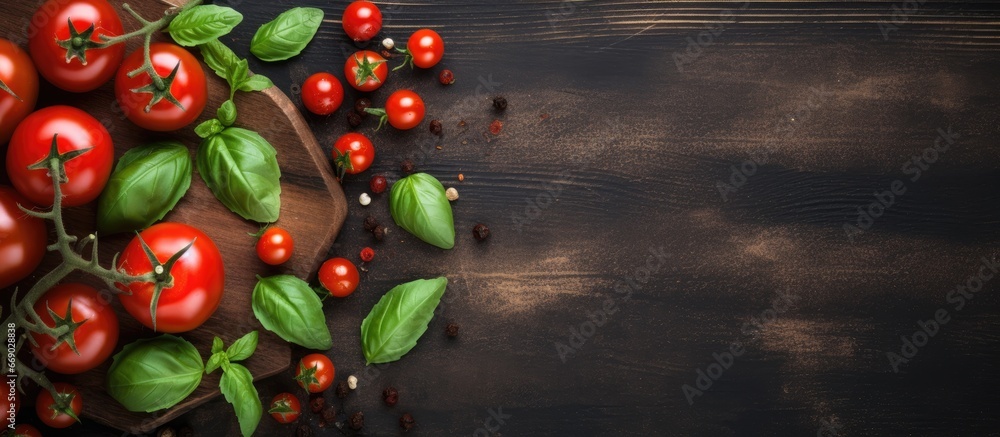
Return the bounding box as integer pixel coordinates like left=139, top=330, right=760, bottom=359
left=8, top=0, right=1000, bottom=436
left=0, top=0, right=346, bottom=434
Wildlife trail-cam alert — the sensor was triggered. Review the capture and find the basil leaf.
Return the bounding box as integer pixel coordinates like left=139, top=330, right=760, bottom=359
left=389, top=173, right=455, bottom=249
left=218, top=99, right=237, bottom=126
left=226, top=59, right=249, bottom=94
left=226, top=331, right=258, bottom=362
left=212, top=337, right=224, bottom=354
left=198, top=40, right=240, bottom=81
left=252, top=275, right=331, bottom=350
left=97, top=142, right=191, bottom=235
left=206, top=352, right=225, bottom=375
left=168, top=5, right=243, bottom=47
left=361, top=277, right=448, bottom=364
left=250, top=7, right=324, bottom=61
left=107, top=335, right=203, bottom=412
left=220, top=363, right=261, bottom=437
left=239, top=74, right=273, bottom=92
left=197, top=127, right=282, bottom=223
left=195, top=118, right=224, bottom=138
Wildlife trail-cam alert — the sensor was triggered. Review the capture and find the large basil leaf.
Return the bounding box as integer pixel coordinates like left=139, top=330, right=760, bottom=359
left=250, top=7, right=324, bottom=61
left=197, top=127, right=281, bottom=223
left=252, top=275, right=331, bottom=350
left=199, top=39, right=241, bottom=81
left=361, top=277, right=448, bottom=364
left=168, top=5, right=243, bottom=47
left=97, top=142, right=191, bottom=235
left=107, top=335, right=203, bottom=412
left=389, top=173, right=455, bottom=249
left=220, top=363, right=261, bottom=437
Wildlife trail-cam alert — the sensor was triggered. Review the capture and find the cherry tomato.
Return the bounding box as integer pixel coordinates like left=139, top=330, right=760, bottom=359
left=344, top=50, right=387, bottom=92
left=301, top=72, right=343, bottom=116
left=28, top=0, right=124, bottom=92
left=256, top=226, right=294, bottom=266
left=12, top=424, right=41, bottom=437
left=116, top=223, right=225, bottom=333
left=404, top=29, right=444, bottom=69
left=0, top=39, right=38, bottom=144
left=36, top=383, right=82, bottom=429
left=268, top=392, right=301, bottom=423
left=342, top=1, right=382, bottom=42
left=0, top=187, right=46, bottom=289
left=29, top=283, right=119, bottom=374
left=332, top=133, right=374, bottom=175
left=6, top=106, right=114, bottom=207
left=115, top=43, right=207, bottom=132
left=381, top=90, right=425, bottom=130
left=318, top=257, right=359, bottom=298
left=294, top=354, right=334, bottom=393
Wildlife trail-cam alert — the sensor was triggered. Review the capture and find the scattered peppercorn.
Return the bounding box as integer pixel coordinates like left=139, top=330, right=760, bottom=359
left=381, top=49, right=393, bottom=59
left=445, top=322, right=460, bottom=338
left=336, top=381, right=350, bottom=399
left=354, top=98, right=371, bottom=115
left=348, top=375, right=358, bottom=390
left=400, top=413, right=416, bottom=431
left=473, top=223, right=490, bottom=241
left=309, top=395, right=325, bottom=413
left=347, top=112, right=362, bottom=128
left=445, top=187, right=459, bottom=201
left=458, top=120, right=467, bottom=127
left=157, top=427, right=176, bottom=437
left=439, top=69, right=455, bottom=85
left=458, top=173, right=465, bottom=182
left=382, top=386, right=399, bottom=406
left=373, top=226, right=387, bottom=242
left=369, top=175, right=387, bottom=194
left=363, top=215, right=379, bottom=232
left=359, top=192, right=372, bottom=206
left=430, top=119, right=443, bottom=135
left=322, top=406, right=338, bottom=425
left=296, top=424, right=313, bottom=437
left=178, top=426, right=193, bottom=437
left=493, top=96, right=508, bottom=110
left=400, top=159, right=415, bottom=174
left=349, top=412, right=365, bottom=430
left=540, top=113, right=550, bottom=120
left=489, top=119, right=503, bottom=135
left=360, top=247, right=375, bottom=262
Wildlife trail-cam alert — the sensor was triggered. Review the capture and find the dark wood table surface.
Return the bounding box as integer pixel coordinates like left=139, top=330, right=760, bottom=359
left=34, top=0, right=1000, bottom=435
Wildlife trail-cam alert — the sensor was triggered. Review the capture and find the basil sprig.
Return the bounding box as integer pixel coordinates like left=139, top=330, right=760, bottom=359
left=250, top=7, right=324, bottom=61
left=390, top=173, right=456, bottom=249
left=207, top=332, right=262, bottom=437
left=168, top=5, right=243, bottom=47
left=361, top=277, right=448, bottom=364
left=197, top=127, right=282, bottom=223
left=96, top=142, right=191, bottom=235
left=252, top=275, right=332, bottom=350
left=107, top=335, right=203, bottom=412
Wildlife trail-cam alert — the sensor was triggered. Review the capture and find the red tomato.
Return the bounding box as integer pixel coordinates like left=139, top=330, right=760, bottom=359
left=318, top=257, right=359, bottom=298
left=0, top=187, right=46, bottom=289
left=29, top=283, right=119, bottom=374
left=342, top=1, right=382, bottom=42
left=0, top=39, right=38, bottom=144
left=301, top=72, right=343, bottom=116
left=268, top=392, right=301, bottom=424
left=27, top=0, right=124, bottom=92
left=115, top=43, right=207, bottom=131
left=344, top=51, right=387, bottom=92
left=12, top=424, right=41, bottom=437
left=404, top=29, right=444, bottom=69
left=36, top=383, right=82, bottom=429
left=294, top=354, right=334, bottom=393
left=116, top=223, right=225, bottom=333
left=382, top=90, right=425, bottom=130
left=332, top=133, right=374, bottom=175
left=256, top=226, right=294, bottom=266
left=6, top=106, right=114, bottom=207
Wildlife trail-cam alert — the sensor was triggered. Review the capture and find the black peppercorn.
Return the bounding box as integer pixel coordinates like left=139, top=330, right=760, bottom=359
left=336, top=381, right=350, bottom=399
left=429, top=119, right=443, bottom=135
left=400, top=413, right=415, bottom=431
left=322, top=405, right=338, bottom=425
left=349, top=411, right=364, bottom=430
left=445, top=322, right=459, bottom=338
left=373, top=225, right=387, bottom=241
left=493, top=96, right=507, bottom=111
left=296, top=424, right=313, bottom=437
left=472, top=223, right=490, bottom=241
left=382, top=386, right=399, bottom=406
left=309, top=394, right=325, bottom=413
left=347, top=112, right=362, bottom=128
left=363, top=215, right=379, bottom=232
left=354, top=98, right=371, bottom=114
left=400, top=159, right=415, bottom=174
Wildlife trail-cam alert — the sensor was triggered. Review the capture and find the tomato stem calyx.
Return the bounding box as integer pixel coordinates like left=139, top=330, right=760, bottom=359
left=56, top=19, right=101, bottom=66
left=391, top=47, right=414, bottom=71
left=363, top=107, right=389, bottom=131
left=332, top=148, right=355, bottom=182
left=130, top=62, right=185, bottom=112
left=352, top=53, right=386, bottom=86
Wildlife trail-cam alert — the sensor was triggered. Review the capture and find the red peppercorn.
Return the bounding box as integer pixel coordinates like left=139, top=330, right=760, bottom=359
left=347, top=112, right=362, bottom=128
left=445, top=323, right=459, bottom=338
left=373, top=226, right=387, bottom=242
left=363, top=215, right=379, bottom=232
left=369, top=175, right=387, bottom=194
left=400, top=413, right=415, bottom=431
left=400, top=159, right=415, bottom=174
left=489, top=119, right=502, bottom=135
left=473, top=223, right=490, bottom=241
left=360, top=247, right=375, bottom=262
left=382, top=387, right=399, bottom=406
left=336, top=381, right=350, bottom=399
left=439, top=69, right=455, bottom=85
left=349, top=412, right=364, bottom=430
left=354, top=98, right=371, bottom=114
left=429, top=119, right=443, bottom=135
left=309, top=394, right=325, bottom=413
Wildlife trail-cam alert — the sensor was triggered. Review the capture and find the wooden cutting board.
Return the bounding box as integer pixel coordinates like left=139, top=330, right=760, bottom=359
left=1, top=0, right=346, bottom=433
